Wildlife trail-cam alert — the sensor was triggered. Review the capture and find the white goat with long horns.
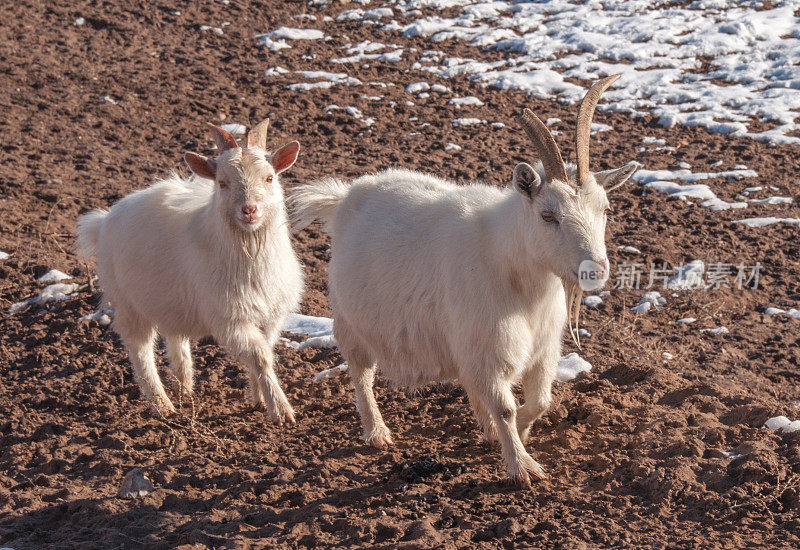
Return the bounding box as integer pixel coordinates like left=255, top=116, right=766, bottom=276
left=77, top=120, right=304, bottom=421
left=289, top=75, right=639, bottom=487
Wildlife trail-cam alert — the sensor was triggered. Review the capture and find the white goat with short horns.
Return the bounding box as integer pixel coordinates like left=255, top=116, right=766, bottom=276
left=289, top=75, right=639, bottom=486
left=76, top=120, right=304, bottom=422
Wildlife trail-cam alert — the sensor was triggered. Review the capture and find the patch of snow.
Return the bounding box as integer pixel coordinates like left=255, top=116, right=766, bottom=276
left=75, top=17, right=86, bottom=26
left=80, top=307, right=113, bottom=327
left=449, top=96, right=484, bottom=108
left=264, top=27, right=324, bottom=40
left=38, top=269, right=71, bottom=283
left=662, top=352, right=674, bottom=360
left=764, top=416, right=791, bottom=431
left=265, top=66, right=290, bottom=76
left=582, top=295, right=602, bottom=308
left=200, top=25, right=224, bottom=35
left=785, top=421, right=800, bottom=434
left=220, top=123, right=246, bottom=135
left=331, top=41, right=403, bottom=64
left=749, top=196, right=793, bottom=205
left=298, top=335, right=337, bottom=350
left=452, top=118, right=486, bottom=126
left=677, top=317, right=697, bottom=324
left=733, top=217, right=800, bottom=228
left=355, top=0, right=800, bottom=145
left=364, top=8, right=394, bottom=20
left=405, top=82, right=430, bottom=93
left=591, top=123, right=612, bottom=134
left=555, top=353, right=592, bottom=383
left=444, top=143, right=462, bottom=152
left=313, top=364, right=349, bottom=383
left=700, top=326, right=730, bottom=335
left=256, top=27, right=324, bottom=51
left=765, top=307, right=800, bottom=320
left=288, top=70, right=362, bottom=91
left=617, top=245, right=640, bottom=254
left=0, top=251, right=9, bottom=260
left=631, top=291, right=666, bottom=314
left=666, top=260, right=706, bottom=290
left=282, top=313, right=333, bottom=338
left=9, top=283, right=80, bottom=314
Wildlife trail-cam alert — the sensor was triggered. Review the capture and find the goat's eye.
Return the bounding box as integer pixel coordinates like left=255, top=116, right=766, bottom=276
left=218, top=179, right=228, bottom=189
left=541, top=212, right=557, bottom=223
left=604, top=207, right=612, bottom=216
left=265, top=175, right=273, bottom=184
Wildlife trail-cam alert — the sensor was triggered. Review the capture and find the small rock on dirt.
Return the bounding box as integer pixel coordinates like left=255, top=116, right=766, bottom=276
left=118, top=468, right=155, bottom=498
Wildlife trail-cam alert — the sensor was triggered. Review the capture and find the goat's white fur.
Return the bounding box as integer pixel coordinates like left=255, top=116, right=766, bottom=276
left=77, top=135, right=303, bottom=421
left=289, top=160, right=637, bottom=486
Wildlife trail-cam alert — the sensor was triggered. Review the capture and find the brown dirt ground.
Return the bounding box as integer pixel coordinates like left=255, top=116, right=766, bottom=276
left=1, top=1, right=799, bottom=548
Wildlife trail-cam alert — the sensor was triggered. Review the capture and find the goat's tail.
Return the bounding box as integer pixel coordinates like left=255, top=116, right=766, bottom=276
left=287, top=177, right=350, bottom=231
left=75, top=208, right=108, bottom=260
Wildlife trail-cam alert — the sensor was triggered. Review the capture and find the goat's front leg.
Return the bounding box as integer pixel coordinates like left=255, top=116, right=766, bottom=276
left=468, top=379, right=546, bottom=488
left=516, top=355, right=557, bottom=443
left=222, top=325, right=295, bottom=424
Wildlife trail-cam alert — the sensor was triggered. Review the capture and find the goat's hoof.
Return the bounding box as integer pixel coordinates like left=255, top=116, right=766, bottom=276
left=262, top=404, right=295, bottom=426
left=364, top=428, right=393, bottom=449
left=508, top=458, right=546, bottom=488
left=510, top=471, right=533, bottom=489
left=150, top=397, right=176, bottom=416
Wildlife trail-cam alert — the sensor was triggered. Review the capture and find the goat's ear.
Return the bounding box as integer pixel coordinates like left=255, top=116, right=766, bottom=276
left=185, top=152, right=217, bottom=180
left=272, top=141, right=300, bottom=174
left=207, top=123, right=238, bottom=152
left=595, top=161, right=641, bottom=192
left=513, top=162, right=542, bottom=199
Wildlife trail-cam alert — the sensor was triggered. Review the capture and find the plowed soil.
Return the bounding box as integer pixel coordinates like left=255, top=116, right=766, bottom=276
left=1, top=1, right=799, bottom=548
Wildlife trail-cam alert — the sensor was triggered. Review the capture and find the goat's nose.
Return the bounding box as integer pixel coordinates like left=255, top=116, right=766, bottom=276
left=241, top=205, right=257, bottom=216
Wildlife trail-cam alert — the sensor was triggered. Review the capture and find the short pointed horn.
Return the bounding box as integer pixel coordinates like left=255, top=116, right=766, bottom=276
left=207, top=123, right=238, bottom=152
left=520, top=108, right=568, bottom=184
left=576, top=74, right=620, bottom=186
left=247, top=118, right=270, bottom=149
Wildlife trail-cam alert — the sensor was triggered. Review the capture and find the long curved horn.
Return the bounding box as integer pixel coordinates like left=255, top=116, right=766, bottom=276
left=247, top=118, right=270, bottom=149
left=575, top=74, right=620, bottom=186
left=520, top=108, right=568, bottom=184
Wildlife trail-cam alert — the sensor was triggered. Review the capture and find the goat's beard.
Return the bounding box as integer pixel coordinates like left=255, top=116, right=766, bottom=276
left=226, top=217, right=266, bottom=260
left=239, top=229, right=264, bottom=260
left=564, top=280, right=583, bottom=350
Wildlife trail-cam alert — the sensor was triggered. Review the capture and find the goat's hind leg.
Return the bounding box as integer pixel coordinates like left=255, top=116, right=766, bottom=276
left=115, top=308, right=175, bottom=415
left=516, top=359, right=556, bottom=443
left=166, top=335, right=194, bottom=398
left=465, top=386, right=499, bottom=445
left=344, top=345, right=392, bottom=449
